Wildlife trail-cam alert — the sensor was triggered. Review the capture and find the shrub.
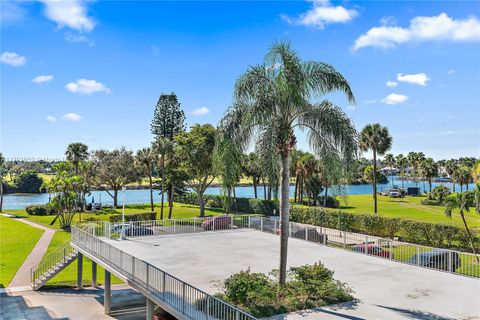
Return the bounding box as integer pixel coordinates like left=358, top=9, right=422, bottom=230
left=301, top=196, right=339, bottom=208
left=205, top=199, right=217, bottom=208
left=420, top=199, right=442, bottom=206
left=215, top=263, right=353, bottom=318
left=176, top=193, right=278, bottom=215
left=431, top=185, right=451, bottom=203
left=25, top=204, right=55, bottom=216
left=108, top=212, right=156, bottom=222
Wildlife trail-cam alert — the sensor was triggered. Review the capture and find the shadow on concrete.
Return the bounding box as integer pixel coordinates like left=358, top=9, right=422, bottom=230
left=376, top=305, right=455, bottom=320
left=0, top=295, right=69, bottom=320
left=269, top=300, right=364, bottom=320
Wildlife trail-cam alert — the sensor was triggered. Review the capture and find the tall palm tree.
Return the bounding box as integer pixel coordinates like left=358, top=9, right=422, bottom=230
left=136, top=148, right=156, bottom=212
left=444, top=192, right=478, bottom=260
left=220, top=41, right=357, bottom=285
left=395, top=154, right=407, bottom=189
left=445, top=159, right=458, bottom=192
left=359, top=124, right=392, bottom=214
left=65, top=142, right=89, bottom=175
left=383, top=153, right=395, bottom=187
left=456, top=165, right=471, bottom=192
left=153, top=138, right=174, bottom=219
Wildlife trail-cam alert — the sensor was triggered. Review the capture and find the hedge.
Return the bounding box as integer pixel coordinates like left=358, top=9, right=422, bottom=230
left=176, top=193, right=278, bottom=216
left=25, top=204, right=56, bottom=216
left=108, top=212, right=156, bottom=222
left=290, top=207, right=479, bottom=251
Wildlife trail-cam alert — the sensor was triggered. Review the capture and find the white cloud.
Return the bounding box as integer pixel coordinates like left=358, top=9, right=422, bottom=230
left=364, top=99, right=377, bottom=104
left=32, top=75, right=54, bottom=84
left=281, top=0, right=357, bottom=29
left=381, top=93, right=409, bottom=105
left=380, top=16, right=397, bottom=26
left=192, top=107, right=210, bottom=116
left=397, top=73, right=430, bottom=86
left=447, top=69, right=457, bottom=75
left=65, top=79, right=111, bottom=95
left=40, top=0, right=95, bottom=32
left=353, top=13, right=480, bottom=50
left=0, top=51, right=26, bottom=66
left=65, top=32, right=94, bottom=46
left=46, top=115, right=57, bottom=123
left=1, top=0, right=26, bottom=23
left=62, top=113, right=82, bottom=122
left=386, top=81, right=398, bottom=87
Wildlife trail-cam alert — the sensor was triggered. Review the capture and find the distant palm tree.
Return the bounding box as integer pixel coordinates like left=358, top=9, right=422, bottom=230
left=359, top=124, right=392, bottom=214
left=383, top=153, right=395, bottom=187
left=456, top=166, right=471, bottom=192
left=445, top=159, right=458, bottom=192
left=395, top=154, right=407, bottom=189
left=0, top=152, right=5, bottom=213
left=136, top=148, right=156, bottom=212
left=444, top=192, right=479, bottom=259
left=65, top=142, right=89, bottom=175
left=420, top=157, right=438, bottom=193
left=153, top=138, right=173, bottom=219
left=221, top=40, right=357, bottom=285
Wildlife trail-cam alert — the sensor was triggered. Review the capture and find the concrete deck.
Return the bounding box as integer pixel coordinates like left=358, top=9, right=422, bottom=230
left=105, top=229, right=480, bottom=320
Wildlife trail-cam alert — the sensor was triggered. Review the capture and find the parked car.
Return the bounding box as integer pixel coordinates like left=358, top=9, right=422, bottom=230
left=275, top=225, right=328, bottom=243
left=407, top=249, right=461, bottom=272
left=351, top=244, right=393, bottom=258
left=201, top=215, right=232, bottom=230
left=389, top=190, right=402, bottom=198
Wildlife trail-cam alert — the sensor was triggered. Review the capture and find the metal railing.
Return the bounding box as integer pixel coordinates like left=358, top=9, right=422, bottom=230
left=249, top=217, right=480, bottom=279
left=71, top=223, right=256, bottom=320
left=31, top=240, right=77, bottom=287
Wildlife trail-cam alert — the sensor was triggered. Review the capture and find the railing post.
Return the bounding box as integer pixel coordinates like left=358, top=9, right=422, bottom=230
left=231, top=215, right=234, bottom=230
left=416, top=246, right=420, bottom=266
left=162, top=272, right=166, bottom=298
left=206, top=296, right=210, bottom=320
left=236, top=310, right=240, bottom=320
left=213, top=217, right=216, bottom=231
left=260, top=218, right=263, bottom=232
left=182, top=282, right=186, bottom=313
left=248, top=216, right=251, bottom=229
left=365, top=236, right=368, bottom=254
left=194, top=218, right=197, bottom=232
left=173, top=220, right=176, bottom=234
left=305, top=226, right=308, bottom=241
left=146, top=264, right=150, bottom=291
left=343, top=231, right=346, bottom=248
left=389, top=240, right=393, bottom=260
left=289, top=222, right=292, bottom=237
left=448, top=250, right=452, bottom=273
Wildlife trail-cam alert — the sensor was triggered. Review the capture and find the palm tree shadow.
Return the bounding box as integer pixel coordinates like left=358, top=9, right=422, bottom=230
left=375, top=305, right=455, bottom=320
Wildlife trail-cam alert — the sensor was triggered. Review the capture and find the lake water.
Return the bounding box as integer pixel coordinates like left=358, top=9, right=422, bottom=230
left=2, top=177, right=475, bottom=210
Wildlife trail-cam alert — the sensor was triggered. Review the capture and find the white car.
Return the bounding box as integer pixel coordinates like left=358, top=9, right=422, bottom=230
left=389, top=191, right=402, bottom=198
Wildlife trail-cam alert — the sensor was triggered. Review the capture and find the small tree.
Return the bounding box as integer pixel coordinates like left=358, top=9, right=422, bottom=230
left=444, top=192, right=478, bottom=259
left=431, top=185, right=450, bottom=203
left=176, top=124, right=217, bottom=217
left=91, top=148, right=141, bottom=207
left=359, top=124, right=392, bottom=213
left=136, top=148, right=156, bottom=212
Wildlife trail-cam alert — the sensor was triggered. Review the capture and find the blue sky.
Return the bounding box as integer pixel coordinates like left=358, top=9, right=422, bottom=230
left=1, top=0, right=479, bottom=160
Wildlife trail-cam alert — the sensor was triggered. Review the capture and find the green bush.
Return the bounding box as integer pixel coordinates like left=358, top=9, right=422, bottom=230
left=215, top=263, right=353, bottom=318
left=176, top=193, right=277, bottom=215
left=289, top=207, right=478, bottom=251
left=108, top=212, right=156, bottom=222
left=25, top=204, right=55, bottom=216
left=420, top=199, right=442, bottom=206
left=301, top=196, right=339, bottom=208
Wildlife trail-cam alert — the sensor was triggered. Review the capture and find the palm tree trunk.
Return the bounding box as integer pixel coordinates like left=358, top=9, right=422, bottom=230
left=373, top=150, right=378, bottom=213
left=262, top=177, right=266, bottom=199
left=294, top=175, right=298, bottom=203
left=148, top=172, right=154, bottom=213
left=113, top=189, right=118, bottom=208
left=324, top=186, right=328, bottom=207
left=453, top=180, right=456, bottom=193
left=460, top=211, right=479, bottom=261
left=198, top=192, right=205, bottom=217
left=253, top=178, right=258, bottom=199
left=401, top=169, right=404, bottom=189
left=279, top=154, right=290, bottom=286
left=160, top=156, right=165, bottom=219
left=168, top=184, right=174, bottom=219
left=429, top=178, right=432, bottom=193
left=233, top=187, right=237, bottom=212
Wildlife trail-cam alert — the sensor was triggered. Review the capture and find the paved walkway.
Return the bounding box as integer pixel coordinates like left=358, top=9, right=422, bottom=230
left=3, top=214, right=56, bottom=288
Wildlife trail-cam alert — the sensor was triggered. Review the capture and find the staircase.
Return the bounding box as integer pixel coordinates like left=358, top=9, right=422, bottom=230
left=31, top=241, right=78, bottom=290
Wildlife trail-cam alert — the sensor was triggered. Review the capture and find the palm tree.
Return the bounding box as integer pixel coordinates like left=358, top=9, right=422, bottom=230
left=359, top=124, right=392, bottom=214
left=445, top=159, right=458, bottom=192
left=136, top=148, right=156, bottom=212
left=444, top=192, right=479, bottom=259
left=0, top=152, right=5, bottom=213
left=153, top=138, right=173, bottom=219
left=65, top=142, right=89, bottom=175
left=221, top=41, right=357, bottom=285
left=456, top=165, right=471, bottom=192
left=420, top=157, right=438, bottom=193
left=395, top=154, right=407, bottom=189
left=383, top=153, right=395, bottom=187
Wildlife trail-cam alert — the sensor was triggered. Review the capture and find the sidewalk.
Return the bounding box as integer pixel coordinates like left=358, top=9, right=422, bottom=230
left=3, top=214, right=56, bottom=288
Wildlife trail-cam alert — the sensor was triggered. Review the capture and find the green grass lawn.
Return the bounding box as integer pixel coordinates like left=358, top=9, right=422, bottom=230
left=295, top=194, right=480, bottom=231
left=0, top=215, right=44, bottom=287
left=6, top=202, right=225, bottom=230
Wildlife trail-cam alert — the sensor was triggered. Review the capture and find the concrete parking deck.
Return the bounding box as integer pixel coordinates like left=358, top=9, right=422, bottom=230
left=104, top=229, right=480, bottom=320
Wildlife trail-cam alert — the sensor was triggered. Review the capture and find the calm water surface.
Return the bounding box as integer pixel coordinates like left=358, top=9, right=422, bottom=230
left=3, top=177, right=475, bottom=210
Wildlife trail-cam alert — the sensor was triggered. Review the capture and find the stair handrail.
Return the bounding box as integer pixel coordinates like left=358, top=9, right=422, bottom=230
left=31, top=240, right=76, bottom=287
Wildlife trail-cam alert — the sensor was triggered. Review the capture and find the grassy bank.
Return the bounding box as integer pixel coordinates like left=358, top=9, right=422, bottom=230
left=0, top=215, right=44, bottom=287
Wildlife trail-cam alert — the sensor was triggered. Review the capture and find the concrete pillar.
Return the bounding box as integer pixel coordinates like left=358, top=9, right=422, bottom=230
left=146, top=298, right=155, bottom=320
left=104, top=270, right=111, bottom=315
left=91, top=261, right=97, bottom=288
left=77, top=253, right=83, bottom=289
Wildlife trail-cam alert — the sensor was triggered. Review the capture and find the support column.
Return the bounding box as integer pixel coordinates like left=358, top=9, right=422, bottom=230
left=146, top=298, right=154, bottom=320
left=77, top=253, right=83, bottom=289
left=104, top=270, right=111, bottom=315
left=91, top=261, right=97, bottom=288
